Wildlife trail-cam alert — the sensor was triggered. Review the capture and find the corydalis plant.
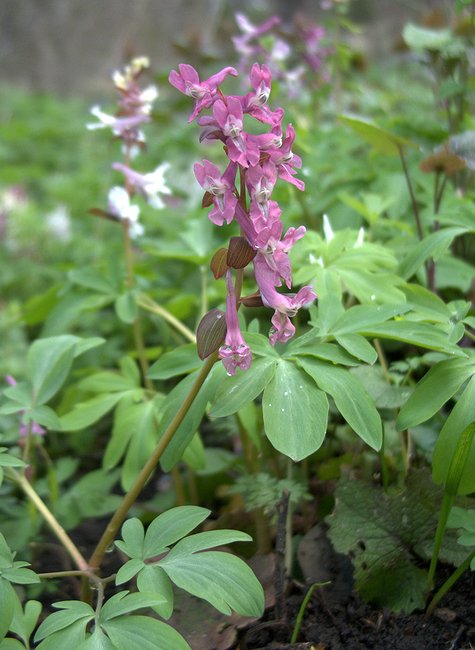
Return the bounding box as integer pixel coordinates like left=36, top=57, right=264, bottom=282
left=169, top=62, right=316, bottom=374
left=87, top=56, right=170, bottom=236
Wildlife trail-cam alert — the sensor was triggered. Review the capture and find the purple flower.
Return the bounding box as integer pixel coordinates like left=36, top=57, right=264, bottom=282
left=267, top=124, right=304, bottom=190
left=213, top=97, right=260, bottom=167
left=193, top=160, right=238, bottom=225
left=219, top=271, right=252, bottom=375
left=253, top=254, right=316, bottom=345
left=168, top=64, right=238, bottom=122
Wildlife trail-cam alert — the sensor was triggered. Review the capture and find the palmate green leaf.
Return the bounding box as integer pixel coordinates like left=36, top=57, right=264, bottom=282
left=35, top=619, right=89, bottom=649
left=298, top=358, right=382, bottom=450
left=338, top=269, right=406, bottom=304
left=148, top=344, right=200, bottom=380
left=143, top=507, right=211, bottom=559
left=209, top=356, right=277, bottom=418
left=340, top=114, right=412, bottom=156
left=27, top=405, right=62, bottom=430
left=399, top=227, right=466, bottom=280
left=397, top=356, right=475, bottom=430
left=136, top=565, right=174, bottom=620
left=326, top=471, right=442, bottom=613
left=103, top=616, right=190, bottom=650
left=331, top=303, right=410, bottom=335
left=159, top=550, right=264, bottom=618
left=34, top=601, right=94, bottom=642
left=9, top=598, right=41, bottom=647
left=432, top=377, right=475, bottom=495
left=262, top=360, right=328, bottom=461
left=115, top=518, right=145, bottom=559
left=99, top=591, right=166, bottom=622
left=159, top=365, right=223, bottom=472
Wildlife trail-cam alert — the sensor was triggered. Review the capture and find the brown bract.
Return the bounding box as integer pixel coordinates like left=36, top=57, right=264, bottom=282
left=419, top=145, right=466, bottom=176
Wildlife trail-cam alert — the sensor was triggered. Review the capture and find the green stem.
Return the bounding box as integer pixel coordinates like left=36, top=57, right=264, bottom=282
left=428, top=491, right=454, bottom=588
left=88, top=351, right=218, bottom=571
left=7, top=469, right=89, bottom=572
left=137, top=294, right=196, bottom=343
left=426, top=548, right=475, bottom=618
left=290, top=581, right=331, bottom=644
left=398, top=145, right=424, bottom=242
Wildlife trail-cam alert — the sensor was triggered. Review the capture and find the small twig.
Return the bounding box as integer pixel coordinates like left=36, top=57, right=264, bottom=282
left=398, top=145, right=424, bottom=242
left=448, top=624, right=467, bottom=650
left=137, top=293, right=196, bottom=343
left=274, top=490, right=290, bottom=620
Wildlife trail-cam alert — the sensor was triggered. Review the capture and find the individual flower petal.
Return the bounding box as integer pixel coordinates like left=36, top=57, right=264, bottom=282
left=219, top=270, right=252, bottom=375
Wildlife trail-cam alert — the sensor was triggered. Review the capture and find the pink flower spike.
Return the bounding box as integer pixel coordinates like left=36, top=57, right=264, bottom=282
left=168, top=64, right=238, bottom=122
left=193, top=160, right=238, bottom=225
left=235, top=13, right=281, bottom=40
left=213, top=98, right=260, bottom=167
left=219, top=271, right=252, bottom=375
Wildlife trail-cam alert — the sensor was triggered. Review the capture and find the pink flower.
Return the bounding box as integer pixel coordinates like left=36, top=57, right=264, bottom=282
left=253, top=254, right=316, bottom=345
left=213, top=98, right=260, bottom=168
left=193, top=160, right=238, bottom=225
left=168, top=64, right=238, bottom=122
left=267, top=124, right=304, bottom=190
left=219, top=271, right=252, bottom=375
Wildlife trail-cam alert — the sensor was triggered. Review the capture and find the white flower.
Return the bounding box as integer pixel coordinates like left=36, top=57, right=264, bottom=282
left=354, top=227, right=365, bottom=248
left=112, top=162, right=171, bottom=209
left=108, top=187, right=143, bottom=238
left=46, top=205, right=72, bottom=242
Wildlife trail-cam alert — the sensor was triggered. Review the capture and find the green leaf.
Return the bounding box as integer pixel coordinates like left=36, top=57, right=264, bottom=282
left=159, top=551, right=264, bottom=617
left=397, top=357, right=475, bottom=430
left=27, top=405, right=62, bottom=430
left=77, top=627, right=115, bottom=650
left=136, top=565, right=174, bottom=620
left=340, top=114, right=412, bottom=156
left=60, top=393, right=125, bottom=431
left=243, top=332, right=280, bottom=358
left=327, top=472, right=444, bottom=613
left=68, top=268, right=117, bottom=295
left=143, top=507, right=211, bottom=559
left=147, top=344, right=200, bottom=380
left=99, top=591, right=165, bottom=622
left=9, top=599, right=41, bottom=646
left=210, top=357, right=277, bottom=418
left=103, top=616, right=190, bottom=650
left=0, top=580, right=15, bottom=641
left=34, top=602, right=94, bottom=642
left=358, top=321, right=464, bottom=354
left=335, top=334, right=377, bottom=365
left=35, top=619, right=90, bottom=649
left=115, top=559, right=145, bottom=585
left=331, top=304, right=410, bottom=335
left=403, top=23, right=453, bottom=51
left=27, top=336, right=78, bottom=405
left=0, top=640, right=24, bottom=649
left=115, top=519, right=145, bottom=559
left=432, top=377, right=475, bottom=495
left=182, top=432, right=206, bottom=471
left=399, top=227, right=465, bottom=280
left=298, top=358, right=382, bottom=450
left=115, top=291, right=138, bottom=324
left=262, top=360, right=328, bottom=461
left=0, top=452, right=25, bottom=469
left=79, top=372, right=138, bottom=393
left=1, top=567, right=39, bottom=585
left=165, top=529, right=252, bottom=555
left=288, top=341, right=361, bottom=366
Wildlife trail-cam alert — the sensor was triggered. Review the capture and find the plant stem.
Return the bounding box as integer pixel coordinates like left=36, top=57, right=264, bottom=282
left=137, top=293, right=196, bottom=343
left=426, top=548, right=475, bottom=618
left=373, top=338, right=390, bottom=382
left=7, top=469, right=89, bottom=572
left=428, top=491, right=454, bottom=588
left=290, top=581, right=331, bottom=643
left=38, top=570, right=91, bottom=579
left=88, top=351, right=218, bottom=572
left=398, top=145, right=424, bottom=242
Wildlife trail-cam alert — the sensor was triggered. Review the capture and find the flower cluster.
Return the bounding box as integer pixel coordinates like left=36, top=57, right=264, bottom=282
left=169, top=62, right=316, bottom=374
left=87, top=57, right=170, bottom=236
left=232, top=13, right=329, bottom=98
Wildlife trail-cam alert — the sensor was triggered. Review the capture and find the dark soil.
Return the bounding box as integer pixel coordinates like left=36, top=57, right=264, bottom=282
left=241, top=567, right=475, bottom=650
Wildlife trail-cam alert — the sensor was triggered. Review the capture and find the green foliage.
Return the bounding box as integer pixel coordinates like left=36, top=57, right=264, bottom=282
left=115, top=507, right=264, bottom=619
